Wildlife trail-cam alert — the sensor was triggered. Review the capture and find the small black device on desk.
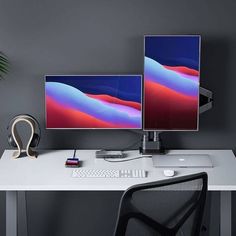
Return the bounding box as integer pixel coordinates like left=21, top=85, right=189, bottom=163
left=96, top=150, right=125, bottom=159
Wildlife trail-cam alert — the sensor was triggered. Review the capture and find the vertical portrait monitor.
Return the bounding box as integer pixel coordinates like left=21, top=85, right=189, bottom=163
left=144, top=35, right=201, bottom=131
left=45, top=75, right=142, bottom=129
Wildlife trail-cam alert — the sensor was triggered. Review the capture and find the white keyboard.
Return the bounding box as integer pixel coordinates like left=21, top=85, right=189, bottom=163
left=72, top=169, right=147, bottom=178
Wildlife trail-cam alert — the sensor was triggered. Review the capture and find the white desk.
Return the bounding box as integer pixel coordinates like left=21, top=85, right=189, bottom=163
left=0, top=149, right=235, bottom=236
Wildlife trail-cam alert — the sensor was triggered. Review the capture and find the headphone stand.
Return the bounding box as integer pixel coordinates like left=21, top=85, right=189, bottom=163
left=11, top=117, right=38, bottom=159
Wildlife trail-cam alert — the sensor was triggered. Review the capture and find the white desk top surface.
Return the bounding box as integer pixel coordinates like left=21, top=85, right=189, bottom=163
left=0, top=149, right=235, bottom=191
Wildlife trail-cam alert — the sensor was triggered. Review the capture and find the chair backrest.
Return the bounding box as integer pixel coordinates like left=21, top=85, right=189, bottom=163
left=113, top=172, right=208, bottom=236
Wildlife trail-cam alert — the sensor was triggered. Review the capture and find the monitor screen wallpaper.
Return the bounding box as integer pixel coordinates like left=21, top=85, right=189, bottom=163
left=144, top=35, right=200, bottom=130
left=45, top=75, right=142, bottom=129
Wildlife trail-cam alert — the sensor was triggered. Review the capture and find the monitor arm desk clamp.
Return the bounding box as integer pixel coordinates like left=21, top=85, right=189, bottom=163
left=140, top=87, right=213, bottom=155
left=139, top=131, right=165, bottom=155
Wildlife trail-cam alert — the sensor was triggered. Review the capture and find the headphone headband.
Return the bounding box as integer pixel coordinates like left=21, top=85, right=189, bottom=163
left=7, top=114, right=41, bottom=137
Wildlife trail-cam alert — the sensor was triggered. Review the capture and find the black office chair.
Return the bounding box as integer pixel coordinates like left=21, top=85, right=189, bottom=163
left=113, top=172, right=208, bottom=236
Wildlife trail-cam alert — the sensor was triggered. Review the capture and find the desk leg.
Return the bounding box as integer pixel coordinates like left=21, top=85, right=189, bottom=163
left=220, top=191, right=231, bottom=236
left=18, top=192, right=28, bottom=236
left=6, top=191, right=17, bottom=236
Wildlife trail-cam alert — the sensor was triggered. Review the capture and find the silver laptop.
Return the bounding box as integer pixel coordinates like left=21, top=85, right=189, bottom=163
left=152, top=154, right=213, bottom=168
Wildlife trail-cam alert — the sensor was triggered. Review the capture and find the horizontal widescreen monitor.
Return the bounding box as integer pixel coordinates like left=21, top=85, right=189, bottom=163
left=144, top=35, right=200, bottom=131
left=45, top=75, right=142, bottom=129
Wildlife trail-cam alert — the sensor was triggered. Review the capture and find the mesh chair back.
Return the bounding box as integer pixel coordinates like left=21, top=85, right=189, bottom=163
left=113, top=172, right=208, bottom=236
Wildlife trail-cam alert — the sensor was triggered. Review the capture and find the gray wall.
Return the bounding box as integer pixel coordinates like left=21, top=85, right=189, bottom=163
left=0, top=0, right=236, bottom=235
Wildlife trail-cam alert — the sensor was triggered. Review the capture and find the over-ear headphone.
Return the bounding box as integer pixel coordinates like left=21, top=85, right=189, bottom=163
left=7, top=114, right=41, bottom=148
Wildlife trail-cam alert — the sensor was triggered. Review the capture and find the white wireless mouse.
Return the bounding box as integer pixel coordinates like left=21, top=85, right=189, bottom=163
left=163, top=169, right=175, bottom=177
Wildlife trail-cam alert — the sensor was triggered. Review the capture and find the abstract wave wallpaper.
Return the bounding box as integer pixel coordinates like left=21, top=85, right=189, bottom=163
left=144, top=35, right=200, bottom=130
left=45, top=75, right=142, bottom=129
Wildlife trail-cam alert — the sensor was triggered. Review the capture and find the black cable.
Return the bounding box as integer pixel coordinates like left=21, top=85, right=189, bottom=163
left=104, top=155, right=152, bottom=163
left=73, top=149, right=76, bottom=159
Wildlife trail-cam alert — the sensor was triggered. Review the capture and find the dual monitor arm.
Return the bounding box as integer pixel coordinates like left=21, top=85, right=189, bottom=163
left=140, top=87, right=213, bottom=155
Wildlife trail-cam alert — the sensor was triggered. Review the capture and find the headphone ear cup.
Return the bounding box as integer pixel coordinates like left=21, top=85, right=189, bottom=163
left=30, top=133, right=40, bottom=147
left=8, top=134, right=17, bottom=148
